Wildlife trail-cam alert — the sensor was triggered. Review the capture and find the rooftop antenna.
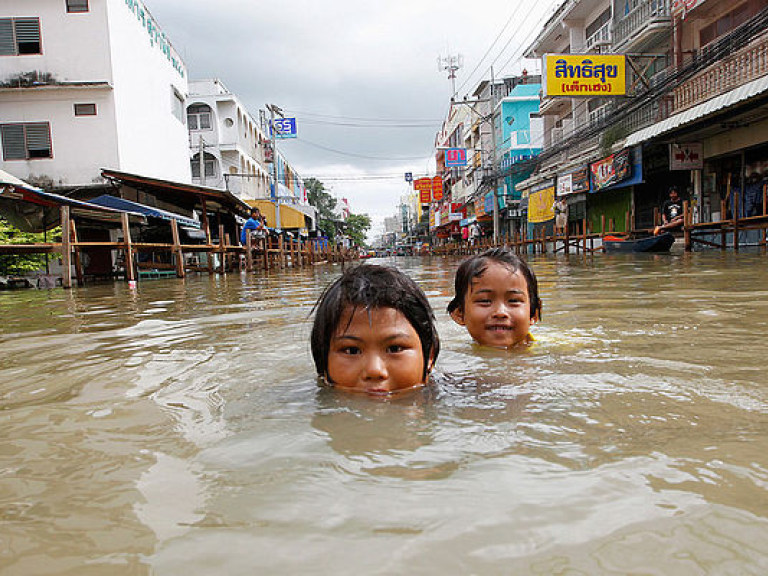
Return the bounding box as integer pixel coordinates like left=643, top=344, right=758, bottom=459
left=437, top=54, right=463, bottom=98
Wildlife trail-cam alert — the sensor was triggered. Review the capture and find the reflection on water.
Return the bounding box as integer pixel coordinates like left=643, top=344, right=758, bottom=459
left=2, top=253, right=768, bottom=574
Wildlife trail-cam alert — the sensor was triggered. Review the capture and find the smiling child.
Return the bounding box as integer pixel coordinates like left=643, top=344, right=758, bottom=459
left=447, top=247, right=542, bottom=349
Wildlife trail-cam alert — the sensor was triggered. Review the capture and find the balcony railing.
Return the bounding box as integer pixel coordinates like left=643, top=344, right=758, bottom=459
left=585, top=22, right=612, bottom=52
left=613, top=0, right=671, bottom=51
left=674, top=31, right=768, bottom=112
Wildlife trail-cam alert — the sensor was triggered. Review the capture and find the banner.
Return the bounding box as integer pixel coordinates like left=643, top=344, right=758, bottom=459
left=432, top=176, right=443, bottom=201
left=528, top=185, right=555, bottom=223
left=590, top=149, right=631, bottom=191
left=557, top=166, right=590, bottom=196
left=544, top=54, right=626, bottom=97
left=415, top=177, right=432, bottom=204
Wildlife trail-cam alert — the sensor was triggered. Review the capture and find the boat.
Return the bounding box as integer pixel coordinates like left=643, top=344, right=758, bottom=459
left=602, top=232, right=675, bottom=253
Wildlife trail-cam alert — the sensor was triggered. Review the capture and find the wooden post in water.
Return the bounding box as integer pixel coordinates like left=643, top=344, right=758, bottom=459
left=683, top=200, right=692, bottom=251
left=720, top=199, right=727, bottom=250
left=762, top=183, right=767, bottom=248
left=60, top=206, right=72, bottom=289
left=601, top=215, right=606, bottom=237
left=245, top=229, right=253, bottom=271
left=70, top=219, right=84, bottom=287
left=625, top=210, right=631, bottom=235
left=218, top=224, right=226, bottom=274
left=171, top=219, right=185, bottom=278
left=733, top=189, right=740, bottom=252
left=582, top=218, right=588, bottom=253
left=121, top=212, right=135, bottom=283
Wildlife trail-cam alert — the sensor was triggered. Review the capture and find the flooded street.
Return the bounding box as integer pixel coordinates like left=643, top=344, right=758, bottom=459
left=2, top=253, right=768, bottom=575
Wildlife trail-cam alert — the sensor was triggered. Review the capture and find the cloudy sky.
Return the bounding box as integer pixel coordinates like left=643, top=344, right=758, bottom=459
left=147, top=0, right=561, bottom=237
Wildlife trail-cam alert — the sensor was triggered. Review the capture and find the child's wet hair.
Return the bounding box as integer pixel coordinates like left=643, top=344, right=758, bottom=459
left=447, top=247, right=542, bottom=319
left=311, top=264, right=440, bottom=380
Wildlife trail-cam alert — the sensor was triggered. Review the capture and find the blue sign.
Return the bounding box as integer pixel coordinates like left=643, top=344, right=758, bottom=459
left=445, top=148, right=467, bottom=167
left=272, top=117, right=297, bottom=139
left=404, top=172, right=413, bottom=183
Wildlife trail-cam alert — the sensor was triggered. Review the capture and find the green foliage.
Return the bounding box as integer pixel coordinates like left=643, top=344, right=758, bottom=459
left=344, top=213, right=372, bottom=247
left=0, top=218, right=58, bottom=276
left=305, top=177, right=339, bottom=241
left=600, top=123, right=629, bottom=156
left=304, top=177, right=372, bottom=246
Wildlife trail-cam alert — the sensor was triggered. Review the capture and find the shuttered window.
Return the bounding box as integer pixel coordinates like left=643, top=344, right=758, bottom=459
left=1, top=123, right=52, bottom=160
left=66, top=0, right=90, bottom=13
left=74, top=103, right=97, bottom=116
left=0, top=18, right=42, bottom=55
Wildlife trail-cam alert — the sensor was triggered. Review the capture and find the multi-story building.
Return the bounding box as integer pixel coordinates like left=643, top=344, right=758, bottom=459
left=187, top=79, right=270, bottom=201
left=0, top=0, right=191, bottom=190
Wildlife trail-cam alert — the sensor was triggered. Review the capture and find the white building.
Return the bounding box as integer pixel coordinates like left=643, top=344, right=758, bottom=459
left=187, top=79, right=271, bottom=200
left=0, top=0, right=190, bottom=190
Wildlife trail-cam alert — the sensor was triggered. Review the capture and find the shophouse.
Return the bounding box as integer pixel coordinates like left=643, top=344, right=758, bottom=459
left=0, top=0, right=191, bottom=190
left=624, top=0, right=768, bottom=240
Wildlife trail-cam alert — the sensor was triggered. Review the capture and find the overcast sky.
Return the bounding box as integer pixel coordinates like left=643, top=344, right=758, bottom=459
left=147, top=0, right=561, bottom=237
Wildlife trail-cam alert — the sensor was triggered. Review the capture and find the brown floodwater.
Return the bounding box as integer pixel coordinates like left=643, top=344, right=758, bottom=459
left=1, top=251, right=768, bottom=575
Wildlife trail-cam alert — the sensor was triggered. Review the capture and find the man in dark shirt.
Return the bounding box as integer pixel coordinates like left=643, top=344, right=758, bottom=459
left=654, top=186, right=684, bottom=235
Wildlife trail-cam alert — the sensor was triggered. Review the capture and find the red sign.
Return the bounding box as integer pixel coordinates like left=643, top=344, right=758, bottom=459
left=590, top=148, right=630, bottom=191
left=432, top=176, right=443, bottom=201
left=415, top=177, right=432, bottom=204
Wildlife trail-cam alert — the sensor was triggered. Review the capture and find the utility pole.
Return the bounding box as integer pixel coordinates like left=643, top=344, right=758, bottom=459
left=267, top=103, right=283, bottom=231
left=490, top=66, right=500, bottom=244
left=198, top=135, right=206, bottom=187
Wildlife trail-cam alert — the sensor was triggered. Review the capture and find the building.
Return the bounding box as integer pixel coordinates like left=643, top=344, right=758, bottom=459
left=187, top=79, right=270, bottom=200
left=0, top=0, right=191, bottom=190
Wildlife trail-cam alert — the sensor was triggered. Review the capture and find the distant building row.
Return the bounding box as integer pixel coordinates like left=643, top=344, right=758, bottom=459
left=418, top=0, right=768, bottom=245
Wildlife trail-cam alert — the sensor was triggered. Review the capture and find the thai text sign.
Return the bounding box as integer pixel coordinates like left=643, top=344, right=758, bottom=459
left=445, top=148, right=467, bottom=167
left=557, top=166, right=590, bottom=196
left=415, top=177, right=432, bottom=204
left=528, top=185, right=555, bottom=224
left=272, top=118, right=297, bottom=139
left=544, top=54, right=626, bottom=97
left=590, top=148, right=631, bottom=191
left=432, top=176, right=444, bottom=201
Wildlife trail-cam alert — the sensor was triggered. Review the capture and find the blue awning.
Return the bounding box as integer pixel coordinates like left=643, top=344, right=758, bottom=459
left=88, top=195, right=200, bottom=228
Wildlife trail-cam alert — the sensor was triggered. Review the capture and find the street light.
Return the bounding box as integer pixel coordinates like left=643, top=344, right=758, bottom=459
left=266, top=103, right=283, bottom=231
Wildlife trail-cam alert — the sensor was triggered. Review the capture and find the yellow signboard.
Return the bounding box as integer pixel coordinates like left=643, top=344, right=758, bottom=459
left=528, top=186, right=555, bottom=224
left=544, top=54, right=626, bottom=97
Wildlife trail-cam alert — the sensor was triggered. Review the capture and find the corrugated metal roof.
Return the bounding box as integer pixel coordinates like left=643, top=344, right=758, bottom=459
left=88, top=195, right=200, bottom=229
left=625, top=74, right=768, bottom=147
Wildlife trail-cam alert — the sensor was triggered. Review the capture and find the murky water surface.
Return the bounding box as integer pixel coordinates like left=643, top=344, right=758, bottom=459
left=2, top=252, right=768, bottom=575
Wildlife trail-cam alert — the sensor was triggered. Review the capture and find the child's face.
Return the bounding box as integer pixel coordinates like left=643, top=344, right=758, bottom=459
left=450, top=261, right=537, bottom=349
left=327, top=306, right=427, bottom=396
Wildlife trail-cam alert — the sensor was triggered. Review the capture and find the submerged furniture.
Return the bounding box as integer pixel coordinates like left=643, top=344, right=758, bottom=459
left=603, top=233, right=676, bottom=253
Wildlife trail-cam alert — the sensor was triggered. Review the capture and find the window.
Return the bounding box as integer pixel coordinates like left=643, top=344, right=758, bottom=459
left=66, top=0, right=89, bottom=13
left=0, top=18, right=42, bottom=56
left=191, top=154, right=217, bottom=178
left=171, top=88, right=185, bottom=123
left=1, top=123, right=52, bottom=160
left=187, top=104, right=212, bottom=130
left=74, top=103, right=96, bottom=116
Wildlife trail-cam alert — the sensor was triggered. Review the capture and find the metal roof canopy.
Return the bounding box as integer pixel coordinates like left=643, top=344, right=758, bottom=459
left=625, top=74, right=768, bottom=147
left=0, top=169, right=146, bottom=232
left=88, top=194, right=201, bottom=229
left=101, top=168, right=251, bottom=218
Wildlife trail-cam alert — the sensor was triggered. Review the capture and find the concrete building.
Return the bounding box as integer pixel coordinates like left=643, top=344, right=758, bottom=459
left=0, top=0, right=191, bottom=190
left=187, top=79, right=270, bottom=200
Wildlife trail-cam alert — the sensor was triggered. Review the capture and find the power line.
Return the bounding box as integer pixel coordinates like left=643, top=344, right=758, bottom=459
left=296, top=137, right=432, bottom=162
left=298, top=118, right=440, bottom=129
left=285, top=109, right=443, bottom=123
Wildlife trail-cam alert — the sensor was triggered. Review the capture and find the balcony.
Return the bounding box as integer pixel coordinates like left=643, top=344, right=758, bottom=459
left=613, top=0, right=672, bottom=53
left=673, top=31, right=768, bottom=113
left=585, top=21, right=612, bottom=53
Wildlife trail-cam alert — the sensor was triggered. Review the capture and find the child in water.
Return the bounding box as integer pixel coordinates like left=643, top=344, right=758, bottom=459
left=447, top=247, right=542, bottom=349
left=311, top=264, right=440, bottom=396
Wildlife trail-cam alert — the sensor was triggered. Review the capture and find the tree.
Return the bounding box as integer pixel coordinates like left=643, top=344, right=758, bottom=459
left=344, top=213, right=372, bottom=247
left=304, top=177, right=339, bottom=241
left=0, top=218, right=58, bottom=276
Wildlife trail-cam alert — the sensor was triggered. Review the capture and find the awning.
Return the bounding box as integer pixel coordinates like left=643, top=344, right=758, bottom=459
left=0, top=169, right=146, bottom=232
left=625, top=74, right=768, bottom=147
left=248, top=199, right=314, bottom=230
left=101, top=168, right=251, bottom=218
left=88, top=195, right=200, bottom=228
